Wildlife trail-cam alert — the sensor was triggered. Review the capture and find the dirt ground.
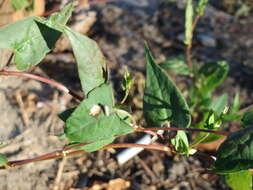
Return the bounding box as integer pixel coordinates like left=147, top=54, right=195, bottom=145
left=0, top=0, right=253, bottom=189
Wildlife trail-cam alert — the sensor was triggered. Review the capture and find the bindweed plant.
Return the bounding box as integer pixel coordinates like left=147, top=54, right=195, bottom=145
left=0, top=1, right=252, bottom=189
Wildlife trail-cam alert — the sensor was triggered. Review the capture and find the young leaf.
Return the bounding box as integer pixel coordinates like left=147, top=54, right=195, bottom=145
left=121, top=68, right=134, bottom=104
left=208, top=93, right=228, bottom=115
left=225, top=170, right=252, bottom=190
left=159, top=55, right=190, bottom=75
left=231, top=92, right=240, bottom=114
left=64, top=83, right=133, bottom=150
left=199, top=61, right=229, bottom=94
left=143, top=45, right=191, bottom=127
left=184, top=0, right=193, bottom=45
left=11, top=0, right=30, bottom=11
left=171, top=131, right=190, bottom=155
left=212, top=126, right=253, bottom=174
left=63, top=27, right=107, bottom=95
left=0, top=4, right=73, bottom=70
left=195, top=0, right=209, bottom=16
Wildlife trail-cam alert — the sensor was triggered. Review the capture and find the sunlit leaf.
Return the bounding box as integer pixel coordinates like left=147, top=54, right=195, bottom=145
left=0, top=3, right=73, bottom=70
left=64, top=27, right=107, bottom=95
left=64, top=83, right=133, bottom=151
left=143, top=45, right=191, bottom=127
left=226, top=170, right=252, bottom=190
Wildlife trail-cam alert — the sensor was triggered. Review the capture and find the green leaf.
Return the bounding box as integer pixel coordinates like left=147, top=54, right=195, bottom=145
left=224, top=113, right=243, bottom=121
left=64, top=83, right=133, bottom=150
left=171, top=131, right=190, bottom=155
left=11, top=0, right=30, bottom=11
left=63, top=27, right=107, bottom=95
left=208, top=93, right=228, bottom=115
left=0, top=4, right=73, bottom=70
left=225, top=170, right=252, bottom=190
left=143, top=45, right=191, bottom=127
left=114, top=109, right=134, bottom=125
left=242, top=111, right=253, bottom=127
left=159, top=55, right=190, bottom=75
left=0, top=153, right=7, bottom=166
left=66, top=112, right=132, bottom=149
left=184, top=0, right=193, bottom=45
left=192, top=133, right=223, bottom=146
left=43, top=3, right=74, bottom=28
left=199, top=61, right=229, bottom=94
left=212, top=126, right=253, bottom=174
left=195, top=0, right=209, bottom=16
left=231, top=92, right=240, bottom=114
left=121, top=68, right=134, bottom=104
left=80, top=137, right=115, bottom=152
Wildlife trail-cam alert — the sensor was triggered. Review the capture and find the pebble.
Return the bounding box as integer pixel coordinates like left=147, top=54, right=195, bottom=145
left=197, top=34, right=217, bottom=47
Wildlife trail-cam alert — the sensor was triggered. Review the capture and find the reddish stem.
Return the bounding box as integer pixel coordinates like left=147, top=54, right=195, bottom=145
left=136, top=127, right=228, bottom=136
left=0, top=70, right=83, bottom=101
left=1, top=143, right=171, bottom=169
left=102, top=143, right=171, bottom=152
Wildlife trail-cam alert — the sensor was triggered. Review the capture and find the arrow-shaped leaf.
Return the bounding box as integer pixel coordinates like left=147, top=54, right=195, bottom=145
left=63, top=26, right=107, bottom=95
left=0, top=3, right=73, bottom=70
left=64, top=83, right=133, bottom=151
left=143, top=45, right=191, bottom=127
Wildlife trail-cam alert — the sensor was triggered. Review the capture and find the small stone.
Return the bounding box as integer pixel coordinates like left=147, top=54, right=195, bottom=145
left=197, top=34, right=217, bottom=47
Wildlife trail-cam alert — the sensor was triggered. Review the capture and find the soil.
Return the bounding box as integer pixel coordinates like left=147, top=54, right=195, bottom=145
left=0, top=0, right=253, bottom=189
